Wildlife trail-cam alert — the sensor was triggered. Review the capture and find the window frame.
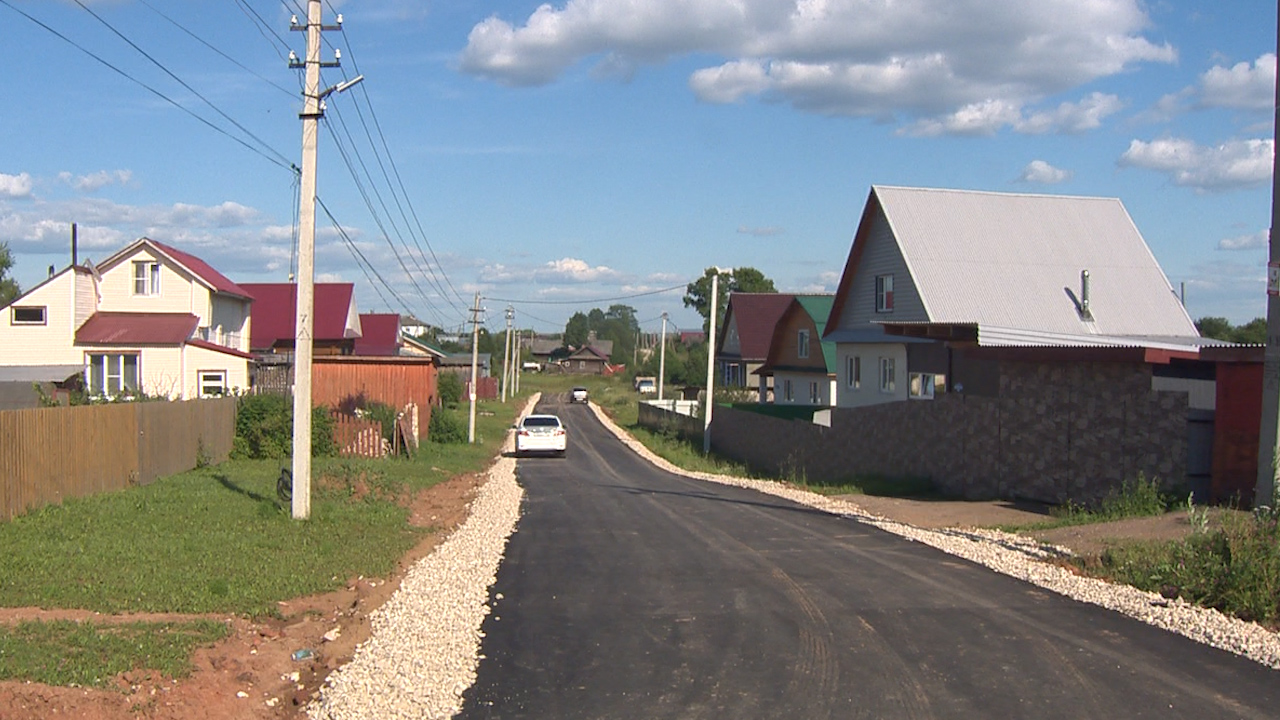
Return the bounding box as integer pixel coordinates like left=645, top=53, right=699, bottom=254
left=198, top=370, right=228, bottom=397
left=11, top=305, right=47, bottom=325
left=783, top=378, right=793, bottom=402
left=808, top=381, right=820, bottom=404
left=846, top=355, right=861, bottom=390
left=909, top=372, right=936, bottom=400
left=86, top=352, right=141, bottom=397
left=133, top=260, right=161, bottom=296
left=879, top=357, right=896, bottom=393
left=875, top=274, right=894, bottom=313
left=797, top=329, right=810, bottom=359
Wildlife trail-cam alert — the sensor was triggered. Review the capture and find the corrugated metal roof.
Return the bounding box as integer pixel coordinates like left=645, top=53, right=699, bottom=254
left=240, top=283, right=359, bottom=350
left=76, top=312, right=199, bottom=345
left=721, top=293, right=795, bottom=360
left=873, top=186, right=1199, bottom=338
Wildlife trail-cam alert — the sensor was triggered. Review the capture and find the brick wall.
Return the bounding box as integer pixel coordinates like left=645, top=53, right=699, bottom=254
left=706, top=360, right=1188, bottom=505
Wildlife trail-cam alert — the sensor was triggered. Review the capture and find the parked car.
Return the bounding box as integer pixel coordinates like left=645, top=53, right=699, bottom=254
left=635, top=376, right=657, bottom=394
left=515, top=414, right=567, bottom=457
left=570, top=386, right=589, bottom=404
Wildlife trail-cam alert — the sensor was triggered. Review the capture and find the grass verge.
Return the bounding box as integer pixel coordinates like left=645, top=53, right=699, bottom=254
left=998, top=473, right=1171, bottom=532
left=0, top=619, right=229, bottom=687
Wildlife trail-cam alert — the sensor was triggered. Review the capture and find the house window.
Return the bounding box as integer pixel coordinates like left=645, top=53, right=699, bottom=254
left=875, top=274, right=894, bottom=313
left=909, top=373, right=935, bottom=400
left=879, top=357, right=896, bottom=393
left=11, top=306, right=47, bottom=325
left=783, top=379, right=793, bottom=402
left=133, top=261, right=161, bottom=296
left=846, top=356, right=861, bottom=390
left=86, top=353, right=140, bottom=396
left=199, top=370, right=227, bottom=397
left=808, top=381, right=820, bottom=404
left=798, top=329, right=810, bottom=359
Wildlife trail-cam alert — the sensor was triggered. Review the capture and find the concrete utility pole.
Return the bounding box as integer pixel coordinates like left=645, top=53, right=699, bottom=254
left=514, top=329, right=522, bottom=394
left=468, top=294, right=481, bottom=444
left=501, top=306, right=513, bottom=403
left=703, top=271, right=720, bottom=454
left=658, top=312, right=668, bottom=401
left=288, top=0, right=349, bottom=520
left=1256, top=4, right=1280, bottom=509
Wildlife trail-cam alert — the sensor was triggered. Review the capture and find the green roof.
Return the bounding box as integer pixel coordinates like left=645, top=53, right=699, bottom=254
left=794, top=295, right=837, bottom=374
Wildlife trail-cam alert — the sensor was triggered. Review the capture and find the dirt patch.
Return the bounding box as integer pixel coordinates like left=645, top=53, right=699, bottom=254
left=0, top=470, right=485, bottom=720
left=839, top=494, right=1241, bottom=558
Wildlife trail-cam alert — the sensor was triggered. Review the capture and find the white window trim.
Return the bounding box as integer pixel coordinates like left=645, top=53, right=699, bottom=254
left=875, top=274, right=894, bottom=313
left=879, top=357, right=896, bottom=393
left=11, top=305, right=47, bottom=325
left=198, top=369, right=228, bottom=397
left=808, top=381, right=820, bottom=404
left=86, top=352, right=141, bottom=397
left=909, top=372, right=936, bottom=400
left=133, top=260, right=161, bottom=296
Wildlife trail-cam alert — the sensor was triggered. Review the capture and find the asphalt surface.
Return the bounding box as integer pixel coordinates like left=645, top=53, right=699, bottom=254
left=458, top=396, right=1280, bottom=719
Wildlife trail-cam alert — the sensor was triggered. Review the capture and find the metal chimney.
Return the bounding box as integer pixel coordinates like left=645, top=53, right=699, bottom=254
left=1080, top=269, right=1093, bottom=320
left=71, top=223, right=78, bottom=267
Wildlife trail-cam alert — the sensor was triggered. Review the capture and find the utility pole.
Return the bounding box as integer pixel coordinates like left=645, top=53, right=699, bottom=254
left=501, top=306, right=513, bottom=402
left=1256, top=3, right=1280, bottom=509
left=468, top=294, right=481, bottom=444
left=704, top=270, right=720, bottom=454
left=658, top=312, right=668, bottom=402
left=514, top=329, right=522, bottom=394
left=287, top=0, right=347, bottom=520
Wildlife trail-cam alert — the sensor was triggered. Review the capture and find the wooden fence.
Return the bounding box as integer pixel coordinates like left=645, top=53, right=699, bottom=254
left=0, top=398, right=236, bottom=522
left=331, top=413, right=386, bottom=458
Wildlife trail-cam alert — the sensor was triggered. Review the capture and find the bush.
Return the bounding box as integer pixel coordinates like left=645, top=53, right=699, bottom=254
left=429, top=407, right=467, bottom=444
left=232, top=394, right=336, bottom=459
left=438, top=373, right=463, bottom=407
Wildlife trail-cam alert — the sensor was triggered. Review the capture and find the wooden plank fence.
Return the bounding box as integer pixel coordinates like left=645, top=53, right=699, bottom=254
left=331, top=413, right=386, bottom=458
left=0, top=398, right=236, bottom=522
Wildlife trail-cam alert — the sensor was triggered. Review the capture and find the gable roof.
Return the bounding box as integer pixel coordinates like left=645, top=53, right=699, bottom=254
left=354, top=313, right=401, bottom=356
left=76, top=312, right=199, bottom=345
left=827, top=186, right=1199, bottom=343
left=720, top=293, right=794, bottom=360
left=756, top=296, right=838, bottom=376
left=794, top=295, right=836, bottom=372
left=567, top=345, right=609, bottom=362
left=98, top=238, right=252, bottom=300
left=240, top=282, right=361, bottom=350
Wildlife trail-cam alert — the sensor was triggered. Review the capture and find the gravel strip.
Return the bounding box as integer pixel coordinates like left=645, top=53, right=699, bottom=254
left=590, top=403, right=1280, bottom=670
left=307, top=395, right=537, bottom=720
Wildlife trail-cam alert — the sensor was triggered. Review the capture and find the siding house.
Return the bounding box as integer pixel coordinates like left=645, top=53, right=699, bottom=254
left=0, top=238, right=253, bottom=400
left=755, top=295, right=837, bottom=407
left=825, top=186, right=1204, bottom=409
left=716, top=292, right=793, bottom=400
left=239, top=282, right=362, bottom=356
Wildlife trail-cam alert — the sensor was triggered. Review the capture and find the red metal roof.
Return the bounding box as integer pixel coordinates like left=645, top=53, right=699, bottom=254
left=354, top=313, right=400, bottom=356
left=722, top=293, right=794, bottom=360
left=240, top=282, right=358, bottom=350
left=148, top=240, right=253, bottom=300
left=187, top=338, right=255, bottom=359
left=75, top=312, right=199, bottom=345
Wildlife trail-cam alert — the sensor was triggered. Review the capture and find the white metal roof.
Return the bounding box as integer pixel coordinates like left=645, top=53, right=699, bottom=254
left=872, top=186, right=1200, bottom=340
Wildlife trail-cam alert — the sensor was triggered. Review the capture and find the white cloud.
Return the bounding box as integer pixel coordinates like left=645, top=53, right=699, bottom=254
left=1218, top=229, right=1268, bottom=251
left=1016, top=93, right=1123, bottom=134
left=0, top=172, right=33, bottom=198
left=1018, top=160, right=1073, bottom=184
left=58, top=170, right=133, bottom=193
left=461, top=0, right=1173, bottom=127
left=1118, top=137, right=1273, bottom=192
left=478, top=257, right=627, bottom=284
left=1197, top=54, right=1275, bottom=111
left=904, top=98, right=1023, bottom=137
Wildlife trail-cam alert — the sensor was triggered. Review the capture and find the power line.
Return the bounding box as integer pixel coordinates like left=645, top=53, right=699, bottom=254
left=485, top=283, right=689, bottom=305
left=0, top=0, right=294, bottom=173
left=316, top=196, right=403, bottom=313
left=70, top=0, right=294, bottom=170
left=233, top=0, right=294, bottom=60
left=139, top=0, right=297, bottom=99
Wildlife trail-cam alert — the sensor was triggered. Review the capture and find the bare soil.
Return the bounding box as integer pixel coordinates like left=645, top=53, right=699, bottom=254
left=0, top=470, right=485, bottom=720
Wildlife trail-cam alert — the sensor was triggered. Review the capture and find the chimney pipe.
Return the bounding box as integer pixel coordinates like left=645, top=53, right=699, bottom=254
left=1080, top=269, right=1093, bottom=320
left=71, top=223, right=78, bottom=267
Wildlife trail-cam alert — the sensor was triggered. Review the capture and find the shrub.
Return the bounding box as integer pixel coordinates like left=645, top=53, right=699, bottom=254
left=429, top=407, right=467, bottom=444
left=438, top=373, right=463, bottom=407
left=232, top=394, right=336, bottom=459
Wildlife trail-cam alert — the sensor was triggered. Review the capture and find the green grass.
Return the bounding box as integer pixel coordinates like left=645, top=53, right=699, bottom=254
left=0, top=619, right=229, bottom=687
left=998, top=473, right=1172, bottom=532
left=0, top=393, right=525, bottom=687
left=792, top=474, right=940, bottom=498
left=1073, top=507, right=1280, bottom=628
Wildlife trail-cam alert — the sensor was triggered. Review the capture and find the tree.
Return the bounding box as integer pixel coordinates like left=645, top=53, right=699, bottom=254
left=564, top=312, right=589, bottom=349
left=0, top=242, right=19, bottom=306
left=1194, top=317, right=1233, bottom=341
left=683, top=266, right=776, bottom=334
left=1195, top=316, right=1267, bottom=344
left=1235, top=317, right=1267, bottom=345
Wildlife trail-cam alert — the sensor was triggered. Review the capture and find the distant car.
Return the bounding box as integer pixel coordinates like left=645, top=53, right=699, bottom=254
left=635, top=378, right=656, bottom=394
left=570, top=386, right=589, bottom=404
left=515, top=414, right=567, bottom=457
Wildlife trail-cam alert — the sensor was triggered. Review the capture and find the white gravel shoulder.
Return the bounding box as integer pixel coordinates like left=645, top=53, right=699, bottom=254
left=589, top=403, right=1280, bottom=671
left=307, top=394, right=538, bottom=720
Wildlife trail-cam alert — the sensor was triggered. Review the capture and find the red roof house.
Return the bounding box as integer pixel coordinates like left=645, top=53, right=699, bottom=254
left=240, top=283, right=362, bottom=355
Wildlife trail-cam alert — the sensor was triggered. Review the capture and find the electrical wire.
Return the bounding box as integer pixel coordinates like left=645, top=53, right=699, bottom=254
left=485, top=284, right=689, bottom=305
left=235, top=0, right=295, bottom=60
left=0, top=0, right=295, bottom=173
left=316, top=196, right=411, bottom=315
left=70, top=0, right=295, bottom=170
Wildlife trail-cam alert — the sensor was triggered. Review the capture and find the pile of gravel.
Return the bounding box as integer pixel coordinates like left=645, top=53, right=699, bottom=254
left=307, top=396, right=535, bottom=720
left=590, top=404, right=1280, bottom=671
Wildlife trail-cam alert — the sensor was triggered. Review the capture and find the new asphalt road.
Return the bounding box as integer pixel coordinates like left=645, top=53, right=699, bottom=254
left=458, top=397, right=1279, bottom=719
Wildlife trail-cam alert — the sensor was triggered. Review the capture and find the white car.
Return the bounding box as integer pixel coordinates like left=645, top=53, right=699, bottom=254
left=570, top=387, right=589, bottom=404
left=515, top=414, right=567, bottom=457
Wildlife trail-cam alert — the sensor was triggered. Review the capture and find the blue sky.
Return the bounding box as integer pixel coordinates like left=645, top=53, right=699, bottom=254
left=1, top=0, right=1275, bottom=336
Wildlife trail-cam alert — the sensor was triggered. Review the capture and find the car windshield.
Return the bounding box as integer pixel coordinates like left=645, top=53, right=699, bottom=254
left=522, top=416, right=561, bottom=428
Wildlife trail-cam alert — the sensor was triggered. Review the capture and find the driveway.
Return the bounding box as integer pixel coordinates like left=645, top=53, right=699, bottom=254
left=458, top=398, right=1279, bottom=719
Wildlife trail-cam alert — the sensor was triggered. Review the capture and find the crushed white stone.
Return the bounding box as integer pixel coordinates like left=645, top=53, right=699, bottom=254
left=307, top=395, right=535, bottom=720
left=589, top=403, right=1280, bottom=671
left=309, top=393, right=1279, bottom=719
